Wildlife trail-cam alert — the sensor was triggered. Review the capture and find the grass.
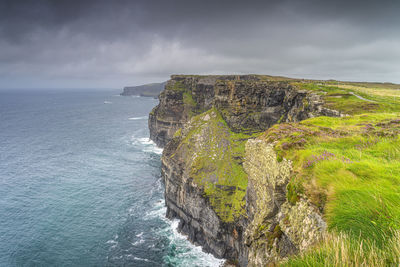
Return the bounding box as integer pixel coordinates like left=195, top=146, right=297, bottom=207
left=259, top=79, right=400, bottom=265
left=261, top=113, right=400, bottom=265
left=167, top=80, right=187, bottom=92
left=281, top=230, right=400, bottom=267
left=293, top=82, right=400, bottom=114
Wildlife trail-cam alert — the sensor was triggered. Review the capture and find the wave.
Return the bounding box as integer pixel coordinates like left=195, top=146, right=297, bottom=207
left=128, top=116, right=147, bottom=120
left=137, top=137, right=154, bottom=145
left=130, top=256, right=159, bottom=264
left=145, top=197, right=224, bottom=267
left=106, top=234, right=119, bottom=249
left=130, top=136, right=163, bottom=155
left=106, top=240, right=117, bottom=245
left=136, top=232, right=144, bottom=238
left=132, top=239, right=145, bottom=246
left=144, top=200, right=167, bottom=220
left=104, top=101, right=112, bottom=104
left=142, top=146, right=163, bottom=155
left=168, top=218, right=224, bottom=265
left=133, top=256, right=150, bottom=262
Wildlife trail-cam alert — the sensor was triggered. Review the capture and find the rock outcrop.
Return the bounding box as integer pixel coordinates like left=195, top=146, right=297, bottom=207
left=244, top=140, right=326, bottom=266
left=149, top=75, right=339, bottom=266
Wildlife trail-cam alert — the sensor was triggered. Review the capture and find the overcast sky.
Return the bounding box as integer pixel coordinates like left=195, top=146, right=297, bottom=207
left=1, top=0, right=399, bottom=89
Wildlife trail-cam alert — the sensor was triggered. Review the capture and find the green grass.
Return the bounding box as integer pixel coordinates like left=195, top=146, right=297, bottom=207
left=258, top=79, right=400, bottom=265
left=281, top=231, right=400, bottom=267
left=167, top=80, right=186, bottom=91
left=294, top=82, right=400, bottom=114
left=261, top=113, right=400, bottom=265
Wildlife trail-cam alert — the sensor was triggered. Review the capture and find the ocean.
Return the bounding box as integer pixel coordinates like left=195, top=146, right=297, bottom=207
left=0, top=89, right=223, bottom=267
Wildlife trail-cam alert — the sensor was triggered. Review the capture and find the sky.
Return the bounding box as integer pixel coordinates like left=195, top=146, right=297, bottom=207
left=1, top=0, right=400, bottom=89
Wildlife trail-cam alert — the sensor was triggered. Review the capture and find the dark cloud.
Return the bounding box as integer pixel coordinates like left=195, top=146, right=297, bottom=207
left=0, top=0, right=399, bottom=88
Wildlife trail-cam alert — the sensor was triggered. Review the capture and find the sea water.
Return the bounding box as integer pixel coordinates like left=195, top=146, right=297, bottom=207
left=0, top=89, right=223, bottom=266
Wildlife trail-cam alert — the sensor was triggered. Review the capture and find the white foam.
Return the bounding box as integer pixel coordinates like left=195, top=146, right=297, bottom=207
left=106, top=235, right=119, bottom=249
left=136, top=232, right=144, bottom=237
left=146, top=197, right=224, bottom=267
left=128, top=116, right=147, bottom=120
left=133, top=256, right=152, bottom=262
left=104, top=101, right=112, bottom=104
left=142, top=146, right=163, bottom=155
left=130, top=136, right=164, bottom=155
left=134, top=257, right=148, bottom=262
left=132, top=239, right=145, bottom=246
left=138, top=137, right=154, bottom=145
left=144, top=204, right=167, bottom=220
left=165, top=218, right=225, bottom=266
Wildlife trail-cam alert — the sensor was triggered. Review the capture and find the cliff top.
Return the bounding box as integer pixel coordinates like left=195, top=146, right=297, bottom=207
left=170, top=74, right=400, bottom=88
left=168, top=74, right=400, bottom=115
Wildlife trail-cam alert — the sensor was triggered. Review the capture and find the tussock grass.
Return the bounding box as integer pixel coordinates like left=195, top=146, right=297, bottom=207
left=281, top=230, right=400, bottom=267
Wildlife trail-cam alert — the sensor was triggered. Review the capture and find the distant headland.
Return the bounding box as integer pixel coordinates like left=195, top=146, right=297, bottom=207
left=120, top=82, right=166, bottom=98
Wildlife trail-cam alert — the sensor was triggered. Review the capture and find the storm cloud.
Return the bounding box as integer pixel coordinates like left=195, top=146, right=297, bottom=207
left=1, top=0, right=399, bottom=88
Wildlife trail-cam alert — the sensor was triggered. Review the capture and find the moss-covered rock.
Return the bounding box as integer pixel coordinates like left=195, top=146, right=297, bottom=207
left=243, top=139, right=326, bottom=266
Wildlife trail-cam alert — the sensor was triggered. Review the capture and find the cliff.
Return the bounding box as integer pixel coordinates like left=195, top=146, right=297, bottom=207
left=149, top=75, right=340, bottom=147
left=120, top=81, right=166, bottom=97
left=149, top=75, right=400, bottom=266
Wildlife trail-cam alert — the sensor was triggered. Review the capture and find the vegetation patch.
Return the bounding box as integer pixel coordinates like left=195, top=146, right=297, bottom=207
left=177, top=108, right=261, bottom=222
left=266, top=225, right=283, bottom=246
left=293, top=82, right=400, bottom=114
left=167, top=80, right=187, bottom=92
left=287, top=181, right=302, bottom=205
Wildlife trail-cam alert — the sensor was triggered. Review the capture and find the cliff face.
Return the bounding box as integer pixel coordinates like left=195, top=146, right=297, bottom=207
left=162, top=110, right=249, bottom=263
left=149, top=75, right=340, bottom=266
left=149, top=75, right=340, bottom=147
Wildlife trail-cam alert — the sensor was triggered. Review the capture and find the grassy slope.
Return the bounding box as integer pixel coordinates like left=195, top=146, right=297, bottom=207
left=173, top=109, right=260, bottom=222
left=263, top=81, right=400, bottom=266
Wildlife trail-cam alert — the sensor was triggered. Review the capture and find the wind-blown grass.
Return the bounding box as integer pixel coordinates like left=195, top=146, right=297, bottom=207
left=262, top=112, right=400, bottom=265
left=281, top=230, right=400, bottom=266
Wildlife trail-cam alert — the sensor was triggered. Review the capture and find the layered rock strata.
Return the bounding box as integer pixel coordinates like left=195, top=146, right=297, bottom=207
left=149, top=75, right=340, bottom=147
